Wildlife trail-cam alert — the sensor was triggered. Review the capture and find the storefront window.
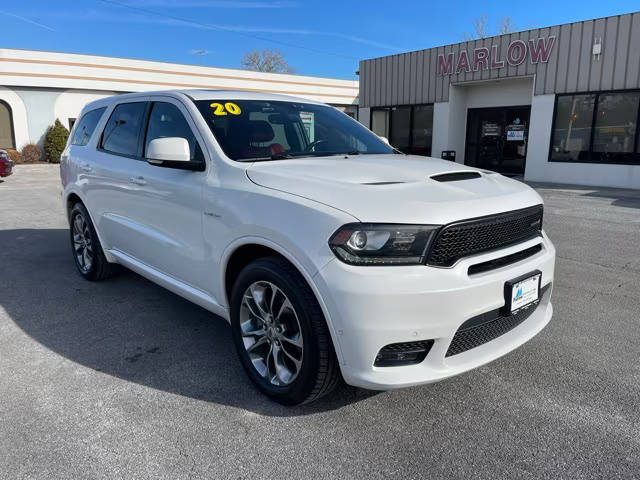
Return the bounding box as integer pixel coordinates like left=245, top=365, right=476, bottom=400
left=411, top=105, right=433, bottom=156
left=0, top=100, right=15, bottom=150
left=550, top=91, right=640, bottom=165
left=371, top=109, right=389, bottom=138
left=592, top=92, right=639, bottom=163
left=370, top=104, right=434, bottom=156
left=550, top=94, right=595, bottom=162
left=390, top=106, right=411, bottom=153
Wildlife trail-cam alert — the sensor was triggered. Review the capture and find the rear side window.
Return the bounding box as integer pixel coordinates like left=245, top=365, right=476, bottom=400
left=144, top=102, right=202, bottom=161
left=101, top=102, right=147, bottom=157
left=71, top=107, right=106, bottom=146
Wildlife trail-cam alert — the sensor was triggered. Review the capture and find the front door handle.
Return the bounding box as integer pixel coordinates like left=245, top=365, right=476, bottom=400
left=129, top=176, right=147, bottom=186
left=80, top=163, right=92, bottom=172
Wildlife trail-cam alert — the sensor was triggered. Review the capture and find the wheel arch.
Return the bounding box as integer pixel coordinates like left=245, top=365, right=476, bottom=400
left=221, top=238, right=344, bottom=365
left=64, top=189, right=117, bottom=263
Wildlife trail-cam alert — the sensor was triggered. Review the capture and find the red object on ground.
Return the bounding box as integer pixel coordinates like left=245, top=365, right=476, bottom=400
left=0, top=150, right=14, bottom=177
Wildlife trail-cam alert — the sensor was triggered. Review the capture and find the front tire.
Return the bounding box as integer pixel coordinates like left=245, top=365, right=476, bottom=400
left=230, top=257, right=340, bottom=405
left=69, top=202, right=117, bottom=281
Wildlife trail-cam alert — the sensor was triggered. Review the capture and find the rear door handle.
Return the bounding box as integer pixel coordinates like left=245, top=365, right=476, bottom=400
left=80, top=163, right=92, bottom=172
left=129, top=176, right=147, bottom=186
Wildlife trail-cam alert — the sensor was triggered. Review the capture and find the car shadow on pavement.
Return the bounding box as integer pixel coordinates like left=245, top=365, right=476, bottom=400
left=0, top=228, right=378, bottom=417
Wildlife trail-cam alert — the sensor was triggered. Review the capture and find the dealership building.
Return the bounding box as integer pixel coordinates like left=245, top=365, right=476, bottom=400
left=0, top=48, right=358, bottom=153
left=358, top=11, right=640, bottom=189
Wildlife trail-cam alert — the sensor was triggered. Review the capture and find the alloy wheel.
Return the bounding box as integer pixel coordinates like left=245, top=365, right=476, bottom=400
left=72, top=212, right=93, bottom=273
left=239, top=281, right=304, bottom=386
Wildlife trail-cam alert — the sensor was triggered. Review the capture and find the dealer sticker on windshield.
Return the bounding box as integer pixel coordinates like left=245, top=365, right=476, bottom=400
left=508, top=273, right=541, bottom=314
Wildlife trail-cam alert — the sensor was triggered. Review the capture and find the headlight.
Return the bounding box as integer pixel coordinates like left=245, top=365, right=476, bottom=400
left=329, top=223, right=440, bottom=266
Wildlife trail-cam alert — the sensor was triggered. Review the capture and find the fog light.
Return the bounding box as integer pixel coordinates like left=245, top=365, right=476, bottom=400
left=374, top=339, right=434, bottom=367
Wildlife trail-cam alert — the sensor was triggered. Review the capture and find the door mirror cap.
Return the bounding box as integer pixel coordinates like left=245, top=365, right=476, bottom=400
left=147, top=137, right=191, bottom=163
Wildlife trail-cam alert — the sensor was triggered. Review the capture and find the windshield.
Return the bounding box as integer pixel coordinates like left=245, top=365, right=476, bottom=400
left=193, top=99, right=395, bottom=161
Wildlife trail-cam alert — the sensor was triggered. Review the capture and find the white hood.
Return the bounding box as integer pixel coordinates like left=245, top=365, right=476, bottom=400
left=246, top=154, right=543, bottom=224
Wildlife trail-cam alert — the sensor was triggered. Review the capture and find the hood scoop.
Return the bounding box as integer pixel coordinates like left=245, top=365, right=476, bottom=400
left=431, top=171, right=482, bottom=182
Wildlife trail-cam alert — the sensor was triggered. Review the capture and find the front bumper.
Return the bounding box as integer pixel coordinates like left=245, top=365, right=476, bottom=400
left=314, top=233, right=555, bottom=390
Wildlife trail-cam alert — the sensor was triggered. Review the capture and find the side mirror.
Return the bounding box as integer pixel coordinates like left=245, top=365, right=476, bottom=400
left=147, top=137, right=190, bottom=163
left=146, top=137, right=203, bottom=171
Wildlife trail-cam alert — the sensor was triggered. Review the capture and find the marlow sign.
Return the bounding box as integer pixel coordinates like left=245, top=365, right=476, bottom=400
left=437, top=37, right=555, bottom=76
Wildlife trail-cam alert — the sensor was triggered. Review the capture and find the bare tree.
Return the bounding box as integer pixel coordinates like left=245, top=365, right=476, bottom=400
left=463, top=14, right=489, bottom=40
left=241, top=49, right=294, bottom=73
left=497, top=16, right=516, bottom=35
left=462, top=14, right=516, bottom=40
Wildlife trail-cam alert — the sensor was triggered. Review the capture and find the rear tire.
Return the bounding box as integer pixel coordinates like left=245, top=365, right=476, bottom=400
left=69, top=202, right=118, bottom=281
left=230, top=256, right=340, bottom=405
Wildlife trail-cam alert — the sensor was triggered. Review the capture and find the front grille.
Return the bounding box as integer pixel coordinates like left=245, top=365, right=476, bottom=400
left=446, top=284, right=550, bottom=357
left=426, top=205, right=543, bottom=267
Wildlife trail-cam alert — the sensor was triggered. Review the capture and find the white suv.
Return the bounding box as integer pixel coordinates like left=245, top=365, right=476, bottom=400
left=60, top=90, right=555, bottom=405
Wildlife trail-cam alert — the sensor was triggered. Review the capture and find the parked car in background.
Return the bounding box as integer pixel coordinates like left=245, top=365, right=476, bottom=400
left=60, top=90, right=555, bottom=405
left=0, top=150, right=14, bottom=177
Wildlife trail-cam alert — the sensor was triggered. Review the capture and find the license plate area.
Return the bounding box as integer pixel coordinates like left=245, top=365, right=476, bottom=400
left=502, top=270, right=541, bottom=315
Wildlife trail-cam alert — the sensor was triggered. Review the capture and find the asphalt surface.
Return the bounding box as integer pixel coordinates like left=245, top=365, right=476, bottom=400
left=1, top=165, right=639, bottom=479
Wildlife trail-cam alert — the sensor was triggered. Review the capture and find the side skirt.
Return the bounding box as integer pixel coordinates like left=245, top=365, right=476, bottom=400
left=108, top=249, right=230, bottom=322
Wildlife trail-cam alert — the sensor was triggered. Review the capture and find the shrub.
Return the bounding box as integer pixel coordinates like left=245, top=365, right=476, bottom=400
left=6, top=149, right=21, bottom=164
left=44, top=119, right=70, bottom=164
left=21, top=144, right=42, bottom=163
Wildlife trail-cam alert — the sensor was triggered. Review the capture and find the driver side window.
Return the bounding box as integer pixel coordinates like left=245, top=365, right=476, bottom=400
left=145, top=102, right=203, bottom=161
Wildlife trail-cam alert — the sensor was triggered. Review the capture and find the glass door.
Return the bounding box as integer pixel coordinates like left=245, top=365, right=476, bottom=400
left=465, top=106, right=531, bottom=175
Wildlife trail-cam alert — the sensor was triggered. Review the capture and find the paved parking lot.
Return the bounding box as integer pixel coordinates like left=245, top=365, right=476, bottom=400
left=1, top=165, right=639, bottom=479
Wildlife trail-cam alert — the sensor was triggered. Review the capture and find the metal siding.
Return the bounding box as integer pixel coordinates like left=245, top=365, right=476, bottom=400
left=577, top=20, right=594, bottom=92
left=627, top=14, right=640, bottom=88
left=386, top=56, right=393, bottom=106
left=471, top=39, right=480, bottom=81
left=403, top=52, right=412, bottom=104
left=517, top=31, right=528, bottom=77
left=375, top=57, right=382, bottom=107
left=393, top=55, right=400, bottom=105
left=435, top=47, right=444, bottom=102
left=566, top=23, right=582, bottom=93
left=481, top=37, right=491, bottom=80
left=543, top=25, right=560, bottom=93
left=589, top=18, right=606, bottom=91
left=415, top=50, right=424, bottom=103
left=601, top=16, right=618, bottom=90
left=359, top=13, right=638, bottom=109
left=428, top=48, right=437, bottom=103
left=534, top=28, right=548, bottom=94
left=359, top=60, right=367, bottom=107
left=365, top=60, right=372, bottom=107
left=613, top=15, right=632, bottom=90
left=410, top=51, right=417, bottom=104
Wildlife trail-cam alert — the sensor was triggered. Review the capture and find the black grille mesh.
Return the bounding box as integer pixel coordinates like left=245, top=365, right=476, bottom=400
left=427, top=205, right=543, bottom=267
left=446, top=285, right=550, bottom=357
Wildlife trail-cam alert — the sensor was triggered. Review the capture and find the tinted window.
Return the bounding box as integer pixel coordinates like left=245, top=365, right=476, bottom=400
left=193, top=99, right=393, bottom=161
left=101, top=102, right=147, bottom=157
left=592, top=92, right=639, bottom=163
left=550, top=94, right=595, bottom=162
left=71, top=107, right=106, bottom=146
left=550, top=92, right=640, bottom=165
left=371, top=109, right=389, bottom=138
left=411, top=105, right=433, bottom=156
left=390, top=106, right=411, bottom=153
left=144, top=102, right=202, bottom=161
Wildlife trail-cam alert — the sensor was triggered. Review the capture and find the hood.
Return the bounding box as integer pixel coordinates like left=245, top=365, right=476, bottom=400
left=246, top=154, right=543, bottom=224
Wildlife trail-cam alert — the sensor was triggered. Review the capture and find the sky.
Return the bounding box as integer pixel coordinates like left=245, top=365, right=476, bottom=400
left=1, top=0, right=638, bottom=80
